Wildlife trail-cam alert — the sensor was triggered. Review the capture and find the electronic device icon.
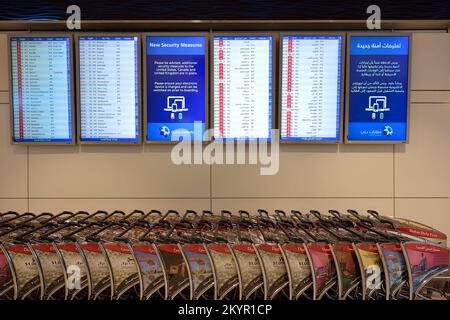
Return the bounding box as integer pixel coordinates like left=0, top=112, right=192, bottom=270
left=164, top=96, right=188, bottom=120
left=366, top=96, right=389, bottom=120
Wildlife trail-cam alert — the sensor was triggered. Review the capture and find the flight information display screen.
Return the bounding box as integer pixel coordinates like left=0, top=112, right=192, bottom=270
left=78, top=36, right=140, bottom=143
left=10, top=36, right=73, bottom=143
left=346, top=35, right=410, bottom=143
left=280, top=35, right=343, bottom=142
left=213, top=35, right=273, bottom=140
left=146, top=35, right=207, bottom=142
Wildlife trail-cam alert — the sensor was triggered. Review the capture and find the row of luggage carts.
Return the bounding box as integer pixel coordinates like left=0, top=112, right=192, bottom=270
left=0, top=209, right=448, bottom=300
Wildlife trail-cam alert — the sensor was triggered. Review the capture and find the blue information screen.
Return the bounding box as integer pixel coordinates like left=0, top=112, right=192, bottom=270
left=146, top=35, right=206, bottom=142
left=10, top=37, right=73, bottom=143
left=347, top=35, right=410, bottom=142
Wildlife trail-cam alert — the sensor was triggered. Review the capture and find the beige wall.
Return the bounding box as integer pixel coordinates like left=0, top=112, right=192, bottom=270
left=0, top=31, right=449, bottom=237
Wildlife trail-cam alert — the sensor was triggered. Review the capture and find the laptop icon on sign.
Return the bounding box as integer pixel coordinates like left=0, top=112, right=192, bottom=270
left=366, top=96, right=389, bottom=113
left=165, top=96, right=188, bottom=113
left=366, top=96, right=389, bottom=120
